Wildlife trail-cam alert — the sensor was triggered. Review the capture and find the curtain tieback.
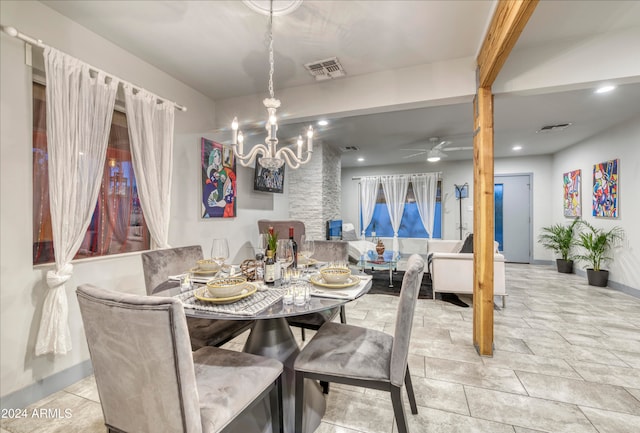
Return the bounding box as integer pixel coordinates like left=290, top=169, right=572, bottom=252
left=47, top=263, right=73, bottom=289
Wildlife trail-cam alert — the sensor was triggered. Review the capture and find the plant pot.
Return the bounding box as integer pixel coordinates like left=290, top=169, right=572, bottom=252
left=586, top=269, right=609, bottom=287
left=556, top=259, right=574, bottom=274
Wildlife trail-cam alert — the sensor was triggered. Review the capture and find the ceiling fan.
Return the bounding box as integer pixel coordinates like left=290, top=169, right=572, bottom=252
left=401, top=137, right=473, bottom=162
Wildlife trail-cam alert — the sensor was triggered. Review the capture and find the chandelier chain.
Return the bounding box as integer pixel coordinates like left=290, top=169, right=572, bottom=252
left=268, top=0, right=275, bottom=99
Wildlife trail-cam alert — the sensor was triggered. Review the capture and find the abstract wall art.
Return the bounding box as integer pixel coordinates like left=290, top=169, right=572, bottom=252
left=592, top=159, right=619, bottom=218
left=563, top=169, right=581, bottom=217
left=201, top=138, right=237, bottom=218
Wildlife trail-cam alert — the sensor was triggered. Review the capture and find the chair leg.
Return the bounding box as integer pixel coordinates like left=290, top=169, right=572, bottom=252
left=294, top=371, right=305, bottom=433
left=390, top=385, right=409, bottom=433
left=320, top=381, right=330, bottom=394
left=340, top=305, right=347, bottom=324
left=270, top=377, right=284, bottom=433
left=502, top=295, right=506, bottom=308
left=301, top=327, right=306, bottom=341
left=404, top=367, right=418, bottom=415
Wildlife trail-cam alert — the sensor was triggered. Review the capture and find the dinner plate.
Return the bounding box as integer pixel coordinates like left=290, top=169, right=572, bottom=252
left=193, top=284, right=257, bottom=304
left=309, top=274, right=360, bottom=289
left=298, top=257, right=318, bottom=266
left=190, top=267, right=220, bottom=276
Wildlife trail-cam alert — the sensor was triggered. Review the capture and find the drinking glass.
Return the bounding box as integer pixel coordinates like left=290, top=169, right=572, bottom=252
left=255, top=233, right=267, bottom=257
left=210, top=238, right=229, bottom=266
left=299, top=235, right=315, bottom=271
left=276, top=239, right=294, bottom=273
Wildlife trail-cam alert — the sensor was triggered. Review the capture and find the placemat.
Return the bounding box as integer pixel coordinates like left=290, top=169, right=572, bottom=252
left=175, top=286, right=285, bottom=316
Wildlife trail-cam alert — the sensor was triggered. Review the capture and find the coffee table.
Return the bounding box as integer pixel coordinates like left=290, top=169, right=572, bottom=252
left=360, top=258, right=398, bottom=287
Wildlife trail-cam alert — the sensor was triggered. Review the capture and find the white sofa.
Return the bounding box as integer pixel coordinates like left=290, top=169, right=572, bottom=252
left=428, top=239, right=507, bottom=307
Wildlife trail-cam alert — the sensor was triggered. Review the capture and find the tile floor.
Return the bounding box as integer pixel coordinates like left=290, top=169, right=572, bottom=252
left=2, top=264, right=640, bottom=433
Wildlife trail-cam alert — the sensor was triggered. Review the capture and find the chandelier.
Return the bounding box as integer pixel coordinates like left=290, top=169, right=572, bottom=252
left=232, top=0, right=313, bottom=170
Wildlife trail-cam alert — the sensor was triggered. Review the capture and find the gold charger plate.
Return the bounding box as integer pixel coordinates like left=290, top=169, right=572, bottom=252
left=190, top=267, right=220, bottom=276
left=309, top=274, right=360, bottom=289
left=193, top=284, right=257, bottom=304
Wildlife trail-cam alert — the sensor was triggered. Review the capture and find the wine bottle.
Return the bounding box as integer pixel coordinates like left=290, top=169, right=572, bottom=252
left=264, top=250, right=276, bottom=284
left=289, top=226, right=298, bottom=269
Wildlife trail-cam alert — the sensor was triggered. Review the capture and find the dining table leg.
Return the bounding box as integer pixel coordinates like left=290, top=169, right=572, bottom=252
left=244, top=317, right=325, bottom=433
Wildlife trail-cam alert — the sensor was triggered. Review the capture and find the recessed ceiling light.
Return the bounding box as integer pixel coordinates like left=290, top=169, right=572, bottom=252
left=595, top=85, right=616, bottom=94
left=357, top=157, right=365, bottom=162
left=317, top=120, right=329, bottom=126
left=512, top=145, right=522, bottom=151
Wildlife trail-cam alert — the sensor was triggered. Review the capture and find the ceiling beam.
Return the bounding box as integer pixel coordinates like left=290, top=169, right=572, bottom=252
left=477, top=0, right=539, bottom=88
left=473, top=0, right=538, bottom=356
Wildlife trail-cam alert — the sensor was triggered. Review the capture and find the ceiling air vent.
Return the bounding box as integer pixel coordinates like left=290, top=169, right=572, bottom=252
left=304, top=57, right=346, bottom=81
left=536, top=123, right=572, bottom=133
left=342, top=146, right=359, bottom=152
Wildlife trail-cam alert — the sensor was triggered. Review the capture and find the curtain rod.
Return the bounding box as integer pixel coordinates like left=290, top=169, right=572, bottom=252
left=3, top=25, right=187, bottom=112
left=352, top=171, right=442, bottom=180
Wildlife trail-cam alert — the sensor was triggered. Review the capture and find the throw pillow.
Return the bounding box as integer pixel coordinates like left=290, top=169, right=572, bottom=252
left=342, top=228, right=358, bottom=241
left=459, top=234, right=474, bottom=253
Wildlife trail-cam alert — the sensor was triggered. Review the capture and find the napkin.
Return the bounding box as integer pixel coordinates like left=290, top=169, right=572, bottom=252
left=310, top=275, right=372, bottom=300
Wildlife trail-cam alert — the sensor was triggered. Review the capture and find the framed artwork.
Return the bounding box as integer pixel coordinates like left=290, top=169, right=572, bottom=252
left=254, top=160, right=285, bottom=193
left=592, top=159, right=618, bottom=218
left=563, top=169, right=581, bottom=217
left=201, top=138, right=236, bottom=218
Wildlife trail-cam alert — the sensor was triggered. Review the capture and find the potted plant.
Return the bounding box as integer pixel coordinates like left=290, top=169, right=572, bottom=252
left=574, top=221, right=624, bottom=287
left=538, top=219, right=580, bottom=273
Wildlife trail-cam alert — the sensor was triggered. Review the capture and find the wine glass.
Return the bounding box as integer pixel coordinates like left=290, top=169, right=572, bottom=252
left=255, top=233, right=268, bottom=257
left=210, top=238, right=229, bottom=266
left=299, top=235, right=315, bottom=272
left=276, top=239, right=294, bottom=275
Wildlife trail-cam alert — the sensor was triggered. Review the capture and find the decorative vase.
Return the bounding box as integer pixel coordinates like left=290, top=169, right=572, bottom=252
left=556, top=259, right=574, bottom=274
left=587, top=269, right=609, bottom=287
left=375, top=240, right=385, bottom=258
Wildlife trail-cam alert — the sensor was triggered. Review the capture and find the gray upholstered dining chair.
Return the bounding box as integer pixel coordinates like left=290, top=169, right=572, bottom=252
left=293, top=254, right=425, bottom=433
left=77, top=284, right=283, bottom=433
left=256, top=220, right=348, bottom=341
left=141, top=246, right=253, bottom=350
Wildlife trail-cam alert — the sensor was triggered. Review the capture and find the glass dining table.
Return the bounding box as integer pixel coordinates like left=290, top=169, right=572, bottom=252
left=156, top=273, right=372, bottom=433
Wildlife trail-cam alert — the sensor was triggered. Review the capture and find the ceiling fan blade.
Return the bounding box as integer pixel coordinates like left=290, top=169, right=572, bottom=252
left=403, top=151, right=427, bottom=159
left=432, top=140, right=451, bottom=150
left=443, top=146, right=473, bottom=151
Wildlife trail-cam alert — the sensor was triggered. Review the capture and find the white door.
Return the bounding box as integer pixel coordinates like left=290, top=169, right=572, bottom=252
left=495, top=174, right=532, bottom=263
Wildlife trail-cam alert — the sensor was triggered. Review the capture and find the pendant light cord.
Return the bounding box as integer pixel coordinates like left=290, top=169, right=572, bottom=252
left=268, top=0, right=275, bottom=99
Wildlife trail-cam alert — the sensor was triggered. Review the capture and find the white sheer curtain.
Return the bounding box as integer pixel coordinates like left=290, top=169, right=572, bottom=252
left=360, top=176, right=379, bottom=238
left=124, top=86, right=175, bottom=249
left=380, top=175, right=409, bottom=256
left=36, top=47, right=119, bottom=356
left=411, top=173, right=439, bottom=238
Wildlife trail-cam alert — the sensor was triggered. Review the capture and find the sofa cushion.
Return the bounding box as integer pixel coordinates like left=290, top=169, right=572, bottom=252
left=459, top=234, right=474, bottom=253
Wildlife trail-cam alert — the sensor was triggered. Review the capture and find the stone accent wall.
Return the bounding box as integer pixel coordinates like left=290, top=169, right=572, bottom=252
left=288, top=142, right=341, bottom=240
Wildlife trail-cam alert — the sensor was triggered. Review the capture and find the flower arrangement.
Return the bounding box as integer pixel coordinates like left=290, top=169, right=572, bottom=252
left=265, top=226, right=278, bottom=253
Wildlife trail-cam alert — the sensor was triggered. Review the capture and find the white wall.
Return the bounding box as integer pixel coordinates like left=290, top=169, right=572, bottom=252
left=0, top=0, right=286, bottom=401
left=552, top=116, right=640, bottom=290
left=341, top=154, right=553, bottom=260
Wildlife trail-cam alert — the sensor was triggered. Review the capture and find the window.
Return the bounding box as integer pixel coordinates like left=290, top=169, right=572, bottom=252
left=32, top=82, right=150, bottom=265
left=363, top=181, right=442, bottom=239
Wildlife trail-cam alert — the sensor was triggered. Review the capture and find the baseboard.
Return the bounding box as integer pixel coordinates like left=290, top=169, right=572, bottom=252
left=573, top=268, right=640, bottom=299
left=531, top=259, right=554, bottom=266
left=0, top=360, right=93, bottom=411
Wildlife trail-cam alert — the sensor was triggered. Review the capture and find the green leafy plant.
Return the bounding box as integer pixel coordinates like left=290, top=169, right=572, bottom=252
left=574, top=221, right=624, bottom=271
left=265, top=227, right=278, bottom=253
left=538, top=219, right=580, bottom=260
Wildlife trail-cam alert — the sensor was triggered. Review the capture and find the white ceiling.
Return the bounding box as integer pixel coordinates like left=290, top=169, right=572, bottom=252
left=41, top=0, right=640, bottom=167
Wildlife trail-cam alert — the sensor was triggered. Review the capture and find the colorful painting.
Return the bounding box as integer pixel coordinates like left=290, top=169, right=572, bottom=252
left=592, top=159, right=618, bottom=218
left=563, top=169, right=581, bottom=217
left=201, top=138, right=236, bottom=218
